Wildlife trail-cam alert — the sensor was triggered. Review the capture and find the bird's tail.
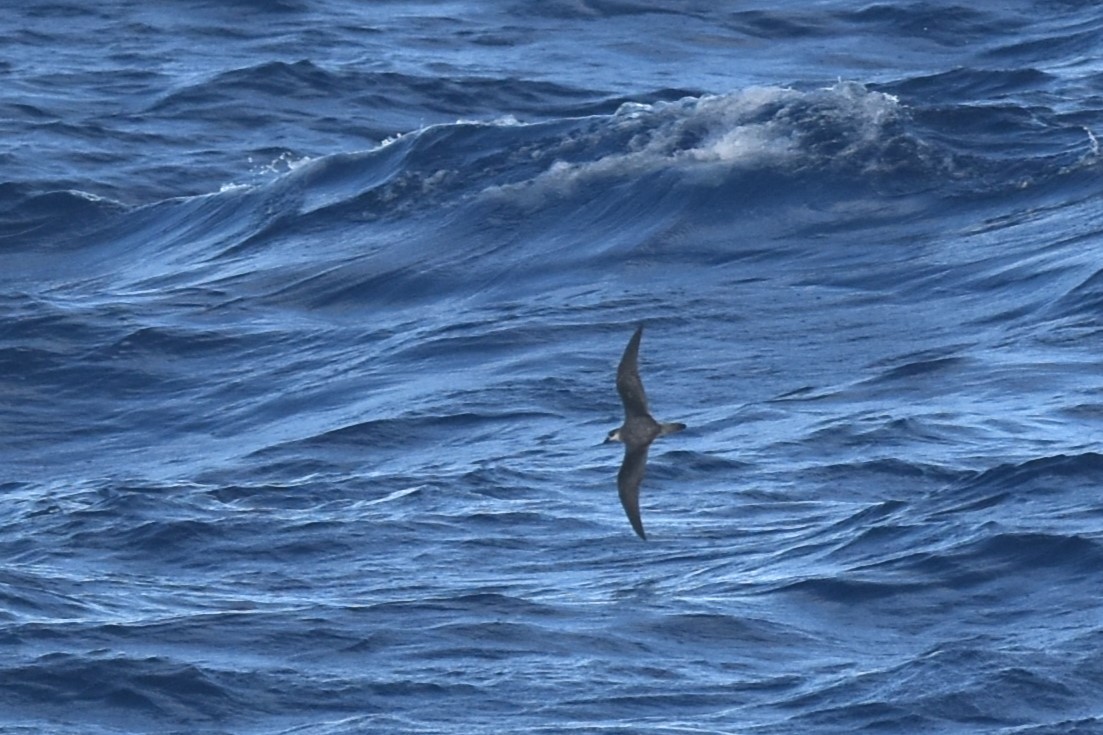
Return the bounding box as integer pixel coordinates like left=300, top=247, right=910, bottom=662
left=659, top=422, right=686, bottom=436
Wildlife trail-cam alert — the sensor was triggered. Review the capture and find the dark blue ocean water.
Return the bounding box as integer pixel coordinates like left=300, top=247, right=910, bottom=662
left=3, top=2, right=1103, bottom=733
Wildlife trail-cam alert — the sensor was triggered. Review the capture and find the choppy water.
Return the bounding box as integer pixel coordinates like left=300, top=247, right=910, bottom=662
left=3, top=2, right=1103, bottom=733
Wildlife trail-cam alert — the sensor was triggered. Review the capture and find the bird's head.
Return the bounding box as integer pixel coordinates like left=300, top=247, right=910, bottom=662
left=604, top=428, right=622, bottom=444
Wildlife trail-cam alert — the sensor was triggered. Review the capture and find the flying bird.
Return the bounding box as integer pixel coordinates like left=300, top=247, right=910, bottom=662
left=604, top=325, right=686, bottom=539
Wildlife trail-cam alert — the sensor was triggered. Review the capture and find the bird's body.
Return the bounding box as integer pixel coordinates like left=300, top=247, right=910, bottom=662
left=605, top=326, right=685, bottom=539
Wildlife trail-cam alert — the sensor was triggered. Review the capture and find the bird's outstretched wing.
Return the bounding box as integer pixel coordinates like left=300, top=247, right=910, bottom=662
left=616, top=326, right=649, bottom=419
left=617, top=444, right=650, bottom=540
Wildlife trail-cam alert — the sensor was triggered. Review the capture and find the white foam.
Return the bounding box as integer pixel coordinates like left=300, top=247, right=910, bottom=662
left=484, top=82, right=904, bottom=202
left=361, top=485, right=424, bottom=506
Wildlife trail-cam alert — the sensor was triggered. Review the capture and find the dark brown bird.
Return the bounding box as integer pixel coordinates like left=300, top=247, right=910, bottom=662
left=604, top=326, right=686, bottom=539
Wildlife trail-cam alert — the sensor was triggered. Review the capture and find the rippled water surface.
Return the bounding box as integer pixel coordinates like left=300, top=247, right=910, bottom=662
left=3, top=2, right=1103, bottom=733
